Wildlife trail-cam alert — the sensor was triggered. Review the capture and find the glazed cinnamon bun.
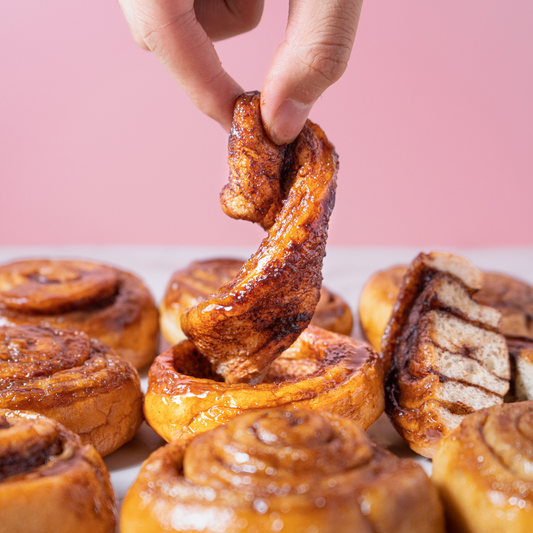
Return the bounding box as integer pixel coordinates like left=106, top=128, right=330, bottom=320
left=433, top=401, right=533, bottom=533
left=0, top=324, right=143, bottom=456
left=0, top=408, right=117, bottom=533
left=145, top=325, right=383, bottom=444
left=383, top=252, right=510, bottom=457
left=160, top=258, right=353, bottom=346
left=181, top=92, right=338, bottom=384
left=0, top=259, right=159, bottom=368
left=123, top=408, right=444, bottom=533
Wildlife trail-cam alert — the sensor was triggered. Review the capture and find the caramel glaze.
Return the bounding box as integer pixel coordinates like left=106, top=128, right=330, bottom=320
left=0, top=259, right=159, bottom=369
left=0, top=409, right=116, bottom=533
left=433, top=401, right=533, bottom=533
left=182, top=92, right=338, bottom=384
left=160, top=258, right=353, bottom=346
left=0, top=325, right=143, bottom=456
left=122, top=408, right=444, bottom=533
left=145, top=325, right=384, bottom=444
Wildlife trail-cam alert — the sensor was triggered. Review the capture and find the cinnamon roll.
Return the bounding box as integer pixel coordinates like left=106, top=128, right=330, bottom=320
left=0, top=408, right=116, bottom=533
left=383, top=252, right=510, bottom=457
left=122, top=408, right=444, bottom=533
left=360, top=266, right=533, bottom=352
left=507, top=337, right=533, bottom=401
left=0, top=259, right=159, bottom=368
left=0, top=324, right=143, bottom=456
left=433, top=401, right=533, bottom=533
left=181, top=92, right=338, bottom=384
left=160, top=258, right=353, bottom=346
left=145, top=325, right=383, bottom=444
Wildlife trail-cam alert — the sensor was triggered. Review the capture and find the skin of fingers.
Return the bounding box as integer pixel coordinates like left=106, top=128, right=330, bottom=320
left=261, top=0, right=364, bottom=145
left=118, top=0, right=264, bottom=129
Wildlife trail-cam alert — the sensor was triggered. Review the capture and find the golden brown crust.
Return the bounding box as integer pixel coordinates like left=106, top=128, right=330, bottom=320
left=360, top=267, right=533, bottom=352
left=0, top=325, right=143, bottom=456
left=122, top=408, right=444, bottom=533
left=382, top=252, right=509, bottom=457
left=220, top=91, right=288, bottom=230
left=0, top=409, right=116, bottom=533
left=0, top=259, right=159, bottom=369
left=160, top=258, right=353, bottom=345
left=433, top=401, right=533, bottom=533
left=182, top=95, right=338, bottom=384
left=145, top=325, right=383, bottom=443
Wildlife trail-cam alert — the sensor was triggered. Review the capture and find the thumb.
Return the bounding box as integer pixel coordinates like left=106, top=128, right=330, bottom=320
left=261, top=0, right=363, bottom=144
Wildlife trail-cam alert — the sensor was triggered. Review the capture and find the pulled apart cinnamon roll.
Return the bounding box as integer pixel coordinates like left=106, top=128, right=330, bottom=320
left=181, top=92, right=338, bottom=384
left=433, top=401, right=533, bottom=533
left=383, top=252, right=510, bottom=457
left=0, top=409, right=116, bottom=533
left=122, top=408, right=444, bottom=533
left=0, top=259, right=159, bottom=368
left=0, top=324, right=143, bottom=456
left=160, top=258, right=353, bottom=346
left=145, top=325, right=383, bottom=444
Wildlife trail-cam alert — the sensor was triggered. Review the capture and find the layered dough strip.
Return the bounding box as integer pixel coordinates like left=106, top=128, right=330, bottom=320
left=382, top=252, right=510, bottom=457
left=0, top=259, right=159, bottom=369
left=123, top=408, right=444, bottom=533
left=360, top=266, right=533, bottom=352
left=161, top=258, right=353, bottom=346
left=433, top=401, right=533, bottom=533
left=181, top=92, right=338, bottom=384
left=0, top=409, right=116, bottom=533
left=145, top=325, right=384, bottom=444
left=0, top=324, right=143, bottom=456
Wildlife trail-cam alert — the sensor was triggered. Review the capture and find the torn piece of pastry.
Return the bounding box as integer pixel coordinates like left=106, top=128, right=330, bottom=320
left=160, top=258, right=353, bottom=345
left=145, top=325, right=383, bottom=444
left=0, top=259, right=159, bottom=369
left=181, top=92, right=338, bottom=385
left=0, top=324, right=143, bottom=456
left=382, top=252, right=510, bottom=457
left=433, top=401, right=533, bottom=533
left=0, top=408, right=116, bottom=533
left=122, top=408, right=444, bottom=533
left=360, top=266, right=533, bottom=352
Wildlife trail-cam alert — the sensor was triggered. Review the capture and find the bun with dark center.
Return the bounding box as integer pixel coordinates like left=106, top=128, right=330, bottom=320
left=181, top=91, right=338, bottom=385
left=145, top=325, right=383, bottom=444
left=0, top=259, right=159, bottom=369
left=0, top=324, right=143, bottom=456
left=160, top=258, right=353, bottom=345
left=0, top=408, right=116, bottom=533
left=123, top=408, right=444, bottom=533
left=433, top=401, right=533, bottom=533
left=506, top=337, right=533, bottom=401
left=382, top=251, right=510, bottom=457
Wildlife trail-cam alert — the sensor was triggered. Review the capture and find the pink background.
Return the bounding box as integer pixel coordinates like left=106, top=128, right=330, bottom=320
left=1, top=1, right=532, bottom=247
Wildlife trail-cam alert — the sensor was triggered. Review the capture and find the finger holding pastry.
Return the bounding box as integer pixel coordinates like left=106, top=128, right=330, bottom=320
left=122, top=408, right=445, bottom=533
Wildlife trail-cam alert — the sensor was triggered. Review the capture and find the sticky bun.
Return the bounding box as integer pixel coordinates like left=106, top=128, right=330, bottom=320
left=0, top=408, right=116, bottom=533
left=160, top=258, right=353, bottom=346
left=145, top=325, right=383, bottom=444
left=122, top=408, right=444, bottom=533
left=0, top=259, right=159, bottom=368
left=433, top=401, right=533, bottom=533
left=382, top=252, right=510, bottom=457
left=0, top=324, right=143, bottom=456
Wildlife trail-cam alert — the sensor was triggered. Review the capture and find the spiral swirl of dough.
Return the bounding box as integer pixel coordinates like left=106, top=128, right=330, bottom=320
left=123, top=408, right=444, bottom=533
left=145, top=325, right=384, bottom=444
left=0, top=324, right=143, bottom=456
left=0, top=259, right=159, bottom=368
left=433, top=401, right=533, bottom=533
left=0, top=408, right=116, bottom=533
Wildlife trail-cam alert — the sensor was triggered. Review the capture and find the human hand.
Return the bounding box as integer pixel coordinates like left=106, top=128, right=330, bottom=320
left=119, top=0, right=363, bottom=144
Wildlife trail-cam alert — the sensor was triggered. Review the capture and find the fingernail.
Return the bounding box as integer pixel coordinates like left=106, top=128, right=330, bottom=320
left=269, top=99, right=312, bottom=145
